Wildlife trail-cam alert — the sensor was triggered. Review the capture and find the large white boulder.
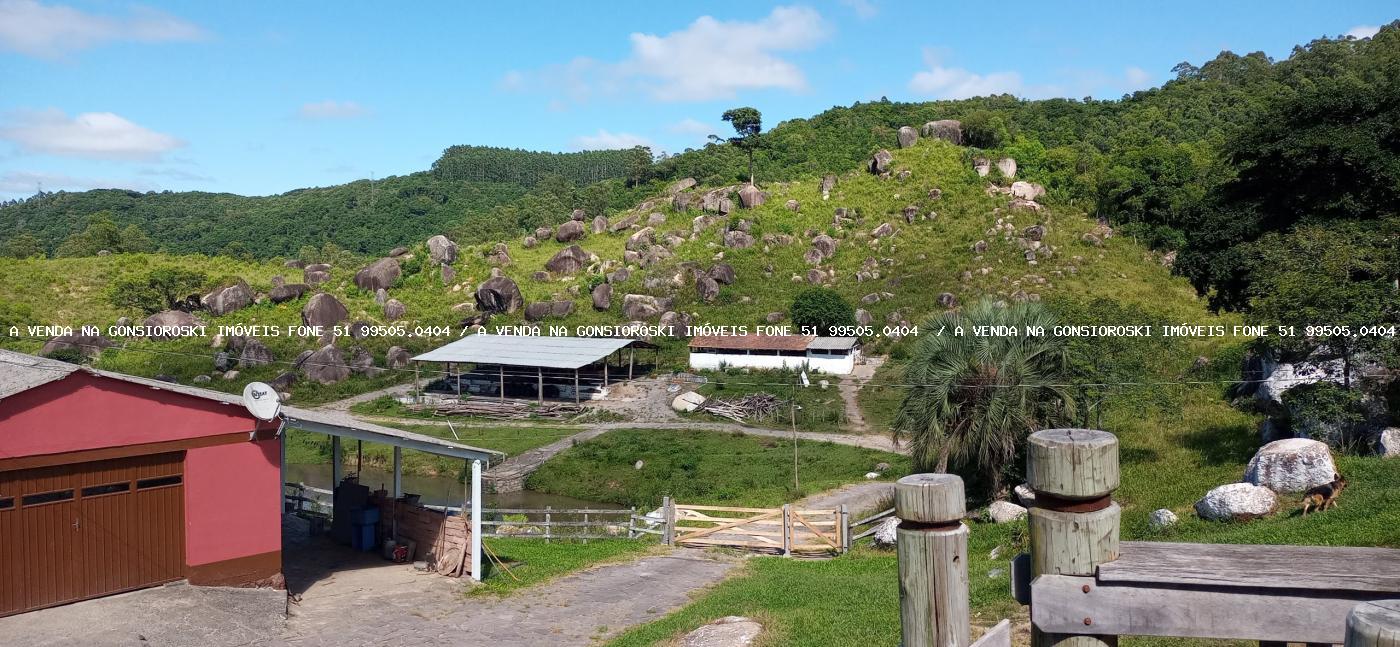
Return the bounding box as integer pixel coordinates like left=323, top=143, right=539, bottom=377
left=671, top=391, right=707, bottom=412
left=1244, top=438, right=1337, bottom=493
left=1378, top=428, right=1400, bottom=458
left=987, top=500, right=1027, bottom=524
left=1255, top=358, right=1347, bottom=405
left=1195, top=483, right=1278, bottom=521
left=681, top=616, right=762, bottom=647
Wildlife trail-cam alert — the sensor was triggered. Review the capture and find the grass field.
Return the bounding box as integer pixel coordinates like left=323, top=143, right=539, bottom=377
left=470, top=537, right=664, bottom=597
left=527, top=428, right=910, bottom=509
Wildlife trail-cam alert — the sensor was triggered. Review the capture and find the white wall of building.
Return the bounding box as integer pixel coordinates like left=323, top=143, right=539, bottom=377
left=688, top=350, right=856, bottom=375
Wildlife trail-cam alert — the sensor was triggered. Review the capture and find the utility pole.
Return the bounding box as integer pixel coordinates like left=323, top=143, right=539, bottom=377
left=791, top=374, right=799, bottom=492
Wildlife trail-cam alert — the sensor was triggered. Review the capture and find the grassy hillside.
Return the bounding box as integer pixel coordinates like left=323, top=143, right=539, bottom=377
left=0, top=136, right=1235, bottom=408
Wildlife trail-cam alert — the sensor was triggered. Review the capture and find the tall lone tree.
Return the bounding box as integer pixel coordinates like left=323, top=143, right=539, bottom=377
left=714, top=107, right=763, bottom=185
left=892, top=299, right=1076, bottom=497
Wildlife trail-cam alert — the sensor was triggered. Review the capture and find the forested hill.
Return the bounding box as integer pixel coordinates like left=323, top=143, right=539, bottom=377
left=0, top=146, right=644, bottom=259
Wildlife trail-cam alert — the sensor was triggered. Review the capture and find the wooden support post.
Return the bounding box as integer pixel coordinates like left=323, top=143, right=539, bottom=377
left=604, top=361, right=609, bottom=388
left=839, top=504, right=849, bottom=553
left=1027, top=429, right=1121, bottom=647
left=356, top=439, right=362, bottom=475
left=782, top=504, right=792, bottom=557
left=662, top=496, right=674, bottom=545
left=574, top=369, right=580, bottom=405
left=537, top=367, right=544, bottom=404
left=895, top=473, right=971, bottom=647
left=413, top=362, right=421, bottom=403
left=545, top=506, right=552, bottom=544
left=498, top=364, right=505, bottom=402
left=1347, top=600, right=1400, bottom=647
left=392, top=446, right=402, bottom=498
left=629, top=348, right=635, bottom=380
left=453, top=362, right=461, bottom=399
left=470, top=459, right=482, bottom=581
left=331, top=436, right=343, bottom=489
left=583, top=512, right=589, bottom=544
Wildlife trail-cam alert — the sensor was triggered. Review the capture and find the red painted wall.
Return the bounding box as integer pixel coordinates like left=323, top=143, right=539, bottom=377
left=0, top=371, right=282, bottom=575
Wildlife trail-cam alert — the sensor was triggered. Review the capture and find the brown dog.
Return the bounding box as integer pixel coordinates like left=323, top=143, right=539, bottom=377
left=1300, top=473, right=1347, bottom=516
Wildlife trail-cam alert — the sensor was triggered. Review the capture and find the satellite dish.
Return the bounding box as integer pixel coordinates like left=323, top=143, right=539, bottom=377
left=242, top=382, right=281, bottom=421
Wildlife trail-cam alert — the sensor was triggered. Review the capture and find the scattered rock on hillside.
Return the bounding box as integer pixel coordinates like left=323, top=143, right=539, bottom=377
left=475, top=277, right=524, bottom=314
left=534, top=226, right=553, bottom=241
left=348, top=321, right=370, bottom=339
left=973, top=157, right=991, bottom=177
left=679, top=616, right=762, bottom=647
left=626, top=227, right=655, bottom=252
left=820, top=174, right=836, bottom=200
left=784, top=199, right=799, bottom=211
left=545, top=245, right=590, bottom=275
left=738, top=184, right=765, bottom=208
left=1009, top=198, right=1042, bottom=212
left=987, top=500, right=1027, bottom=523
left=902, top=205, right=918, bottom=223
left=608, top=268, right=630, bottom=283
left=806, top=269, right=824, bottom=284
left=304, top=269, right=330, bottom=285
left=922, top=119, right=963, bottom=144
left=696, top=275, right=720, bottom=302
left=811, top=234, right=837, bottom=258
left=441, top=265, right=456, bottom=285
left=269, top=283, right=307, bottom=304
left=301, top=293, right=348, bottom=328
left=1011, top=181, right=1045, bottom=200
left=591, top=282, right=612, bottom=310
left=869, top=149, right=893, bottom=174
left=996, top=157, right=1017, bottom=178
left=354, top=258, right=401, bottom=291
left=646, top=212, right=666, bottom=226
left=765, top=311, right=785, bottom=323
left=1244, top=438, right=1337, bottom=493
left=524, top=301, right=573, bottom=322
left=803, top=248, right=824, bottom=266
left=1149, top=509, right=1178, bottom=530
left=238, top=339, right=273, bottom=368
left=622, top=294, right=667, bottom=320
left=301, top=345, right=350, bottom=385
left=1195, top=483, right=1277, bottom=521
left=522, top=235, right=538, bottom=249
left=427, top=235, right=458, bottom=265
left=610, top=213, right=640, bottom=232
left=871, top=223, right=894, bottom=238
left=389, top=246, right=409, bottom=257
left=486, top=243, right=511, bottom=266
left=672, top=192, right=692, bottom=211
left=40, top=334, right=113, bottom=359
left=937, top=292, right=957, bottom=308
left=383, top=298, right=407, bottom=321
left=284, top=259, right=306, bottom=269
left=203, top=279, right=254, bottom=316
left=723, top=231, right=755, bottom=249
left=1024, top=224, right=1046, bottom=241
left=570, top=208, right=587, bottom=221
left=143, top=310, right=205, bottom=339
left=669, top=177, right=697, bottom=194
left=386, top=346, right=410, bottom=369
left=556, top=220, right=586, bottom=242
left=897, top=125, right=918, bottom=148
left=708, top=263, right=736, bottom=284
left=592, top=215, right=609, bottom=233
left=349, top=346, right=378, bottom=376
left=855, top=309, right=873, bottom=325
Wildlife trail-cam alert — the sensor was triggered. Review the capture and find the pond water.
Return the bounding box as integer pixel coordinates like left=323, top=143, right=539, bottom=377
left=282, top=463, right=622, bottom=512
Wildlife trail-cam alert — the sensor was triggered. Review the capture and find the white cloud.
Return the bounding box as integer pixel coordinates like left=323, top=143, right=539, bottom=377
left=668, top=118, right=715, bottom=137
left=0, top=0, right=205, bottom=59
left=908, top=49, right=1025, bottom=99
left=505, top=5, right=828, bottom=103
left=0, top=109, right=184, bottom=160
left=297, top=100, right=368, bottom=119
left=1124, top=66, right=1153, bottom=89
left=839, top=0, right=878, bottom=19
left=137, top=167, right=212, bottom=182
left=0, top=170, right=155, bottom=195
left=1345, top=25, right=1380, bottom=39
left=571, top=130, right=653, bottom=151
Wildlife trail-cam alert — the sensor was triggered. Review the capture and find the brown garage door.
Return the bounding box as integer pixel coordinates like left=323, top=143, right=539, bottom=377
left=0, top=452, right=185, bottom=617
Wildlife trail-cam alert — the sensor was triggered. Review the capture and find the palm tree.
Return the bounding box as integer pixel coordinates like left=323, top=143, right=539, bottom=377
left=892, top=298, right=1076, bottom=497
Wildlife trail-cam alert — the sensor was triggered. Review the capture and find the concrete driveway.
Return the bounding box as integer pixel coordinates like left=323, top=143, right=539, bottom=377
left=0, top=582, right=286, bottom=647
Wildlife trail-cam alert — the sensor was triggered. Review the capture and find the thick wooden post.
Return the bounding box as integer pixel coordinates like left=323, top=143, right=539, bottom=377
left=1027, top=429, right=1121, bottom=647
left=470, top=459, right=482, bottom=581
left=545, top=505, right=552, bottom=544
left=498, top=364, right=505, bottom=402
left=629, top=348, right=635, bottom=379
left=537, top=367, right=544, bottom=404
left=1347, top=600, right=1400, bottom=647
left=896, top=473, right=971, bottom=647
left=392, top=446, right=402, bottom=497
left=839, top=504, right=849, bottom=553
left=781, top=504, right=792, bottom=556
left=574, top=369, right=580, bottom=404
left=662, top=496, right=675, bottom=545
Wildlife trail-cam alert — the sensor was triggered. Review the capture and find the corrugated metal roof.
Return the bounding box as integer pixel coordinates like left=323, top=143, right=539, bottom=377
left=0, top=349, right=78, bottom=399
left=688, top=334, right=815, bottom=351
left=412, top=334, right=639, bottom=370
left=279, top=406, right=502, bottom=463
left=806, top=337, right=859, bottom=350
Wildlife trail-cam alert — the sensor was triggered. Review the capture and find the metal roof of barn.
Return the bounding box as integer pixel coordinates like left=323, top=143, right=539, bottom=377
left=411, top=334, right=643, bottom=370
left=806, top=337, right=859, bottom=350
left=688, top=334, right=815, bottom=351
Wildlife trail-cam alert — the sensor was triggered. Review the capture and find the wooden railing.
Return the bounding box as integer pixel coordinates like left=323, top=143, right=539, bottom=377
left=480, top=506, right=661, bottom=541
left=893, top=429, right=1400, bottom=647
left=664, top=500, right=848, bottom=556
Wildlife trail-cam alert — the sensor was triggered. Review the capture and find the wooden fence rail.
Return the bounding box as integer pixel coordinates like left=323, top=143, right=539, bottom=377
left=480, top=506, right=658, bottom=542
left=892, top=428, right=1400, bottom=647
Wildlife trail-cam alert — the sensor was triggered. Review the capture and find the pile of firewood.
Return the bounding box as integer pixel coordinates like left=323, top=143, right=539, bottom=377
left=700, top=392, right=790, bottom=423
left=407, top=399, right=582, bottom=420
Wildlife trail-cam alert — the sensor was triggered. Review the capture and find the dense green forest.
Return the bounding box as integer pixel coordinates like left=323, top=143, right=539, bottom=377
left=2, top=24, right=1397, bottom=317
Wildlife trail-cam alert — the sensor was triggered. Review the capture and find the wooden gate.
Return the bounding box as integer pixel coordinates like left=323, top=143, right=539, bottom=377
left=670, top=503, right=845, bottom=556
left=0, top=453, right=186, bottom=617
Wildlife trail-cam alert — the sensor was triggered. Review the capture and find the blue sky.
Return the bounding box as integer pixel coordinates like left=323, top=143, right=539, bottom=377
left=0, top=0, right=1394, bottom=199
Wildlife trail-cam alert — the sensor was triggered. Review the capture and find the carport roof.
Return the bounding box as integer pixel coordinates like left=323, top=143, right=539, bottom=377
left=412, top=334, right=645, bottom=370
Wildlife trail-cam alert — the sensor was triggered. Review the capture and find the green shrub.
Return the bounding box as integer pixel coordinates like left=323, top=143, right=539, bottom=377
left=1282, top=382, right=1366, bottom=450
left=790, top=287, right=855, bottom=335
